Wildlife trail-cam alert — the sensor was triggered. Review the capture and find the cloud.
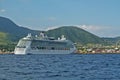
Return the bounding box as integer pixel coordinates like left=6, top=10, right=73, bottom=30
left=76, top=25, right=107, bottom=31
left=47, top=17, right=57, bottom=21
left=0, top=9, right=6, bottom=13
left=76, top=25, right=119, bottom=37
left=45, top=25, right=106, bottom=31
left=45, top=25, right=113, bottom=37
left=45, top=26, right=59, bottom=31
left=19, top=0, right=31, bottom=1
left=45, top=25, right=76, bottom=31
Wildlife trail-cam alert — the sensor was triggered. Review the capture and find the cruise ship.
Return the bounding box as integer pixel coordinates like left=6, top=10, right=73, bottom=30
left=14, top=33, right=76, bottom=54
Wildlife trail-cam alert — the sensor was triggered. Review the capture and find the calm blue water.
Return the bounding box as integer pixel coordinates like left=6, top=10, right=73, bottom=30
left=0, top=54, right=120, bottom=80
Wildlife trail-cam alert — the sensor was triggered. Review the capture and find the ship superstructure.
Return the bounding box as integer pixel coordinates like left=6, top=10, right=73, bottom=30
left=14, top=33, right=76, bottom=54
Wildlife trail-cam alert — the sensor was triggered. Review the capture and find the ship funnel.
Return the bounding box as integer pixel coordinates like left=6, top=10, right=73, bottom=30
left=61, top=35, right=66, bottom=40
left=27, top=33, right=32, bottom=38
left=40, top=32, right=45, bottom=38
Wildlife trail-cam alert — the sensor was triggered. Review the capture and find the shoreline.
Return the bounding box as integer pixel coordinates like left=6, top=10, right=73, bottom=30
left=1, top=52, right=120, bottom=54
left=0, top=52, right=14, bottom=54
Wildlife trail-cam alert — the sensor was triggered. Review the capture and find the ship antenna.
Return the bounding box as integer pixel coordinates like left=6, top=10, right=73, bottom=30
left=40, top=32, right=45, bottom=38
left=61, top=35, right=66, bottom=40
left=27, top=33, right=32, bottom=38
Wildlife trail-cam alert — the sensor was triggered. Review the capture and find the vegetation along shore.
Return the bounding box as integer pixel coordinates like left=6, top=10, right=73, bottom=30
left=0, top=16, right=120, bottom=54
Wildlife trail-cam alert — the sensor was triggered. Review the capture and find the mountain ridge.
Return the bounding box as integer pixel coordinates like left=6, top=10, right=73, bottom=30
left=46, top=26, right=104, bottom=44
left=0, top=16, right=40, bottom=41
left=0, top=16, right=119, bottom=45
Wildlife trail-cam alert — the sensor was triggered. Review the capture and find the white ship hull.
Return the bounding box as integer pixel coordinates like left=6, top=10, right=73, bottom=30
left=14, top=48, right=76, bottom=55
left=14, top=33, right=76, bottom=55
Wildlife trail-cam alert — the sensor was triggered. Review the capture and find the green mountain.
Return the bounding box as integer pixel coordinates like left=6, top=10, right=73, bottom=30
left=0, top=16, right=116, bottom=45
left=0, top=16, right=39, bottom=41
left=46, top=26, right=104, bottom=44
left=0, top=32, right=9, bottom=45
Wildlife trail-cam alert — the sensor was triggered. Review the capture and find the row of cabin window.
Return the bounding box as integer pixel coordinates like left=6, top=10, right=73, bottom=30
left=16, top=46, right=26, bottom=48
left=31, top=44, right=67, bottom=47
left=31, top=42, right=67, bottom=46
left=32, top=41, right=66, bottom=45
left=31, top=46, right=70, bottom=50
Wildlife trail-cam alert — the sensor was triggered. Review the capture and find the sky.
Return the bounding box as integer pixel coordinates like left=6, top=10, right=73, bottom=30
left=0, top=0, right=120, bottom=37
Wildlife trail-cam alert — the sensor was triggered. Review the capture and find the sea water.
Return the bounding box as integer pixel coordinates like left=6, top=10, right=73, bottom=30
left=0, top=54, right=120, bottom=80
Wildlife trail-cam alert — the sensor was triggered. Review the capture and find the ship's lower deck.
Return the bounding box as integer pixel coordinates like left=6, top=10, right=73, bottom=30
left=28, top=50, right=74, bottom=54
left=14, top=48, right=76, bottom=54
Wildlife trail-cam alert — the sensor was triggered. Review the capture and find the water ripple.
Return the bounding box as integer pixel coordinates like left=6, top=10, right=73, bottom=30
left=0, top=54, right=120, bottom=80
